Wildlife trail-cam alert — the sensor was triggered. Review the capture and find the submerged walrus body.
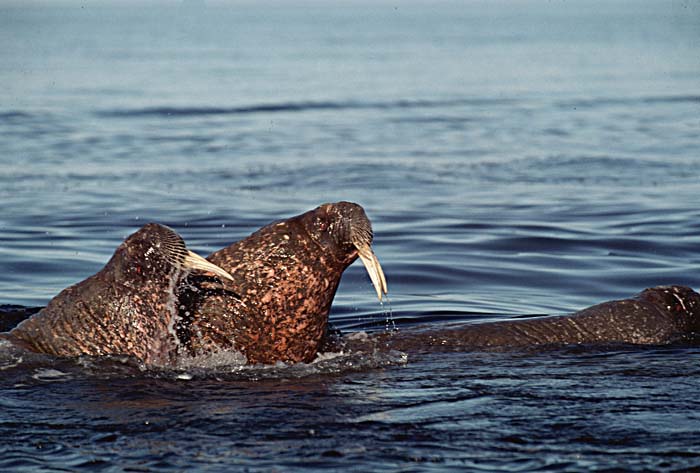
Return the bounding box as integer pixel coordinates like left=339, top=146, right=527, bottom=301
left=378, top=286, right=700, bottom=355
left=1, top=224, right=233, bottom=365
left=176, top=202, right=388, bottom=364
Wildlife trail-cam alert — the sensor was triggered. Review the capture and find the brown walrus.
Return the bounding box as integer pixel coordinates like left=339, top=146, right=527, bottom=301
left=1, top=223, right=234, bottom=365
left=370, top=285, right=700, bottom=355
left=175, top=201, right=388, bottom=364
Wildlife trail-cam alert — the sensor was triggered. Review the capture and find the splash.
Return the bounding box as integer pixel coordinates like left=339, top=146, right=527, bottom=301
left=0, top=339, right=24, bottom=372
left=162, top=337, right=408, bottom=381
left=162, top=268, right=187, bottom=365
left=174, top=349, right=248, bottom=371
left=31, top=368, right=69, bottom=381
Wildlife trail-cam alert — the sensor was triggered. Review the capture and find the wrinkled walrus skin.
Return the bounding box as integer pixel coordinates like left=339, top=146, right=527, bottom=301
left=378, top=286, right=700, bottom=355
left=1, top=224, right=233, bottom=365
left=176, top=202, right=387, bottom=365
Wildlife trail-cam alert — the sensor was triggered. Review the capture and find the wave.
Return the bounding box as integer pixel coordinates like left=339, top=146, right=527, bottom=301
left=558, top=95, right=700, bottom=109
left=94, top=94, right=700, bottom=119
left=7, top=94, right=696, bottom=124
left=95, top=97, right=517, bottom=118
left=5, top=94, right=697, bottom=123
left=0, top=111, right=35, bottom=120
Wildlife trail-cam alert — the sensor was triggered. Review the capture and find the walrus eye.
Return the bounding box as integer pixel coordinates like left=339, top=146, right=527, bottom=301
left=315, top=217, right=328, bottom=232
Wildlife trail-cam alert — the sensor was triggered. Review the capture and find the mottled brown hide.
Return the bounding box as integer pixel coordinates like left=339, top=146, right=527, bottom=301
left=379, top=285, right=700, bottom=355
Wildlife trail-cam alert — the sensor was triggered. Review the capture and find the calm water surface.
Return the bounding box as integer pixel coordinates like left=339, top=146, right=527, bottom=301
left=1, top=1, right=699, bottom=471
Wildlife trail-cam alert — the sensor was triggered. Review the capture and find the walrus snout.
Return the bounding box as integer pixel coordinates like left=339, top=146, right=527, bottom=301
left=637, top=286, right=700, bottom=334
left=128, top=223, right=233, bottom=282
left=315, top=202, right=388, bottom=300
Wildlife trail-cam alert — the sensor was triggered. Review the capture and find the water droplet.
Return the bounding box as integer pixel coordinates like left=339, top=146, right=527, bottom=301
left=380, top=296, right=396, bottom=333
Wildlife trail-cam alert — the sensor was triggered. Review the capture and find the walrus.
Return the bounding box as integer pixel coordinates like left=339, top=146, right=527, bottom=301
left=1, top=223, right=234, bottom=365
left=175, top=201, right=388, bottom=364
left=370, top=285, right=700, bottom=355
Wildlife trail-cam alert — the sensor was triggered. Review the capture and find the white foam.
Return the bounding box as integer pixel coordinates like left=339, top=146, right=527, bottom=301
left=165, top=342, right=408, bottom=381
left=346, top=331, right=370, bottom=341
left=0, top=355, right=23, bottom=371
left=175, top=348, right=249, bottom=370
left=0, top=339, right=28, bottom=371
left=32, top=368, right=69, bottom=381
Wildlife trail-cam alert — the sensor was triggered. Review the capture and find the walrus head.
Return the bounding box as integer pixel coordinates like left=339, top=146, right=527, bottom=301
left=636, top=286, right=700, bottom=336
left=113, top=223, right=234, bottom=284
left=297, top=201, right=388, bottom=300
left=5, top=223, right=234, bottom=363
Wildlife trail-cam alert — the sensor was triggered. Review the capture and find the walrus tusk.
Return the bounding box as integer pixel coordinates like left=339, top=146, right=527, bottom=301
left=183, top=250, right=234, bottom=281
left=355, top=243, right=388, bottom=301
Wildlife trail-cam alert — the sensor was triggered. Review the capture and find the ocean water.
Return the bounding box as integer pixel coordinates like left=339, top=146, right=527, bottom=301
left=1, top=1, right=699, bottom=471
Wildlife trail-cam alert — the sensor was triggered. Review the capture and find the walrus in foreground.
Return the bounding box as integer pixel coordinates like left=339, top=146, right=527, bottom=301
left=371, top=285, right=700, bottom=355
left=1, top=224, right=234, bottom=365
left=176, top=201, right=388, bottom=364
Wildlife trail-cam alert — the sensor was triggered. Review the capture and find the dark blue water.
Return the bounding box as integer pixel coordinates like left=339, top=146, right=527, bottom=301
left=1, top=1, right=700, bottom=471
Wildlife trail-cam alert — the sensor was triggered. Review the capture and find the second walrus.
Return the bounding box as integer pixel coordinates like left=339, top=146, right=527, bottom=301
left=2, top=223, right=234, bottom=365
left=365, top=285, right=700, bottom=356
left=176, top=201, right=388, bottom=364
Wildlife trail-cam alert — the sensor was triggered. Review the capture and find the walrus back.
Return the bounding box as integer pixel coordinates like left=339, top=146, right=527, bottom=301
left=7, top=271, right=177, bottom=364
left=383, top=286, right=699, bottom=354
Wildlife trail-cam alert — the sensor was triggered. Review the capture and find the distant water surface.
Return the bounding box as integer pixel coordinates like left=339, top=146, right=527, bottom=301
left=1, top=1, right=699, bottom=471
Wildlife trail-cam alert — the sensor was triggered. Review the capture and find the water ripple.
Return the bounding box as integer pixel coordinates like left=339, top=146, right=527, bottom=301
left=95, top=97, right=518, bottom=118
